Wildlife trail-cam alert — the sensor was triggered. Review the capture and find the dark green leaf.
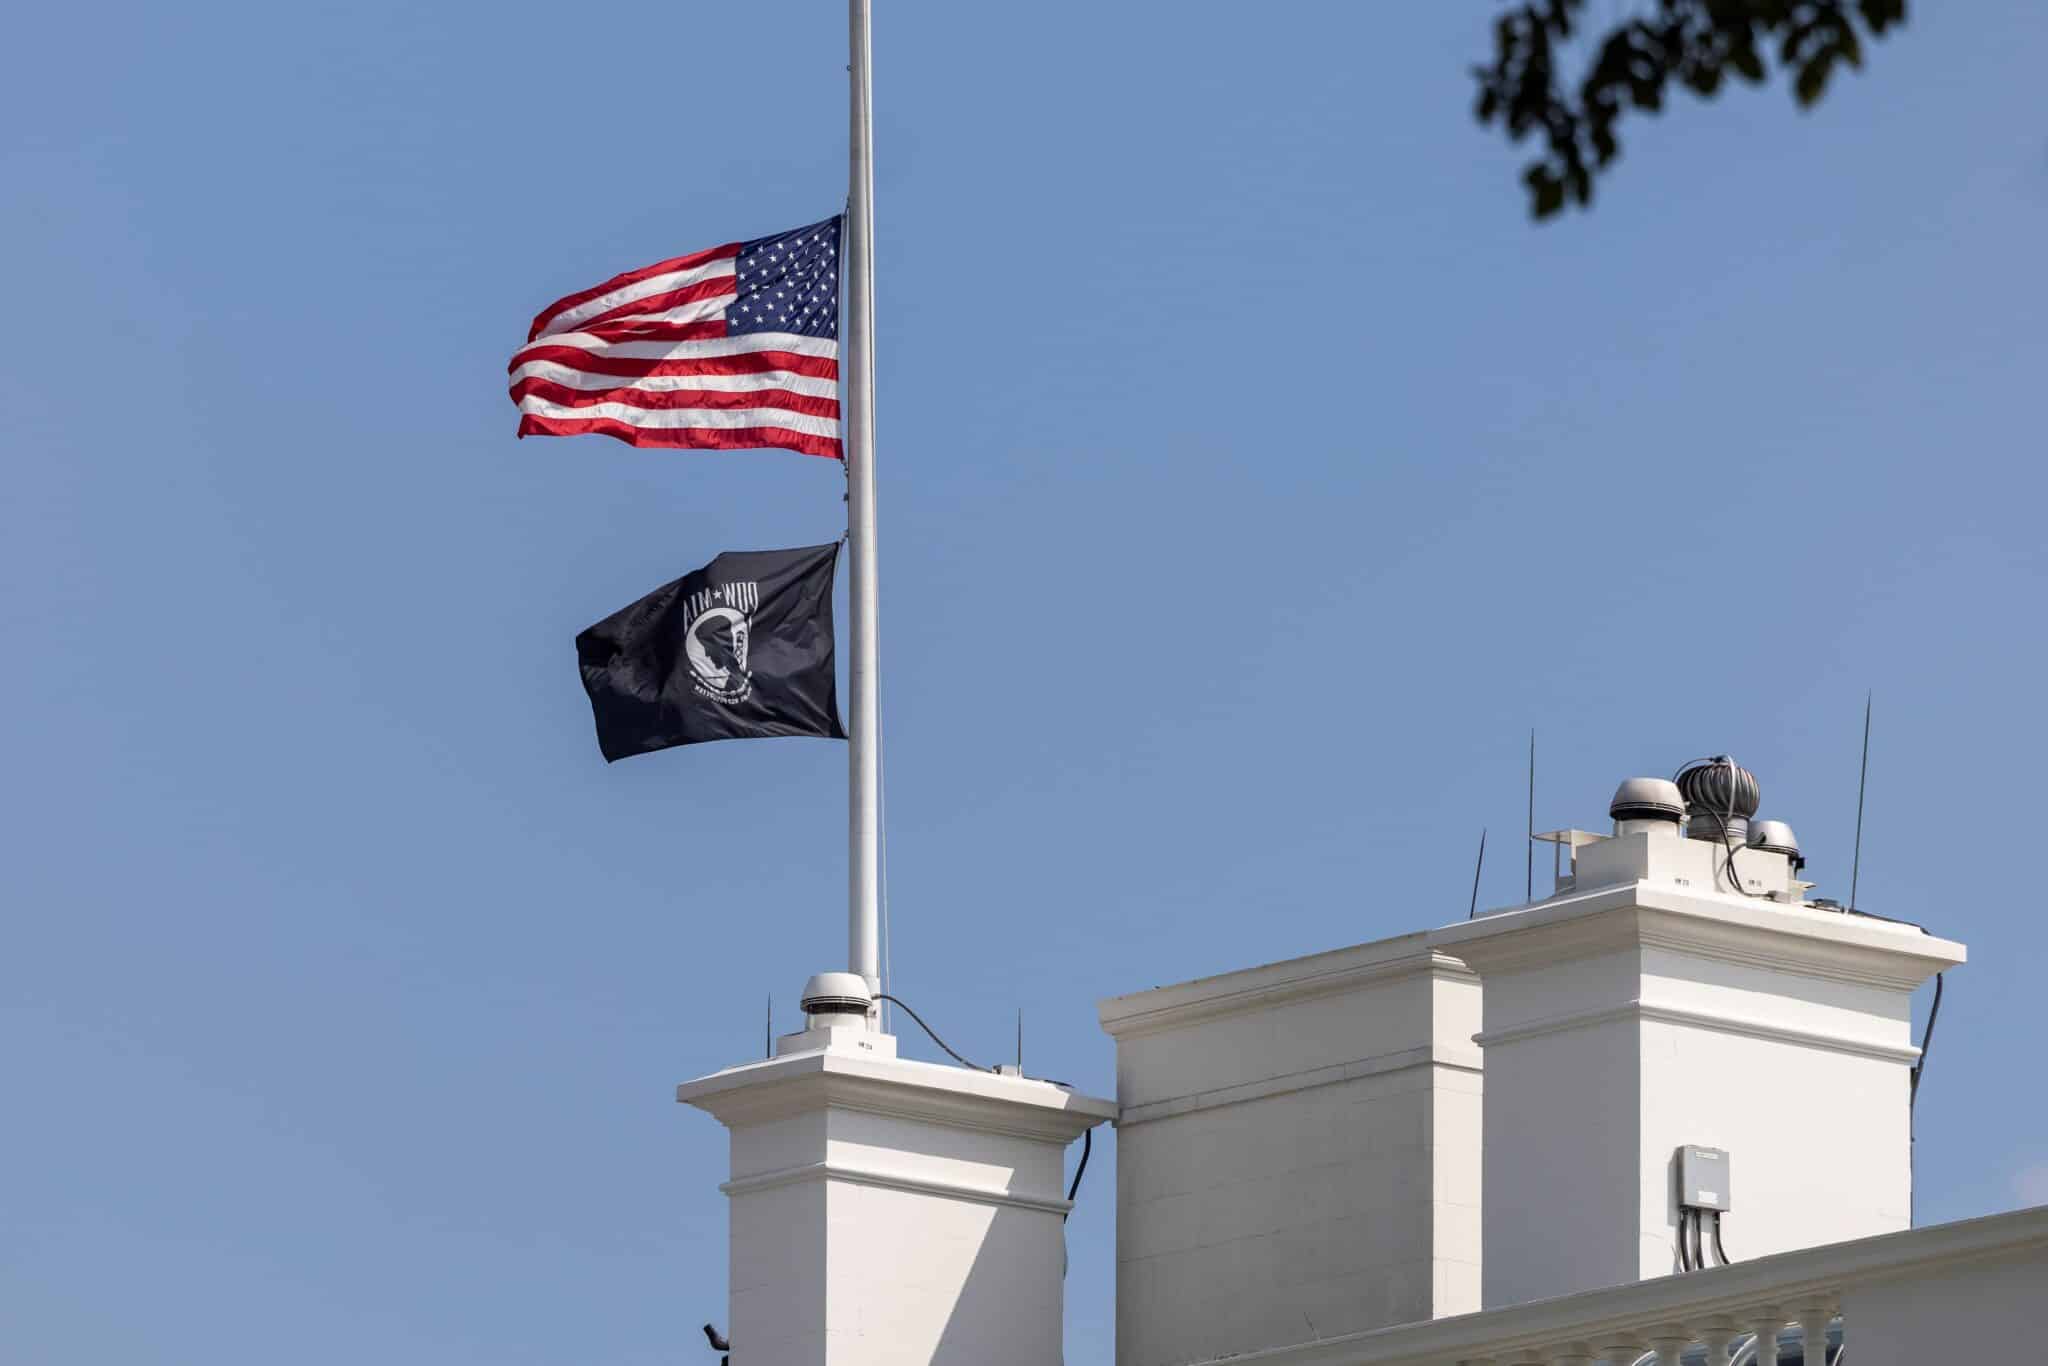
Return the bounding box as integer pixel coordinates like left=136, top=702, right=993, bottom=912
left=1795, top=54, right=1832, bottom=106
left=1566, top=161, right=1592, bottom=204
left=1526, top=165, right=1567, bottom=218
left=1839, top=25, right=1865, bottom=68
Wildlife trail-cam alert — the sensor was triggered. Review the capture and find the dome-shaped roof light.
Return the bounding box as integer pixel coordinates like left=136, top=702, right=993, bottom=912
left=1749, top=819, right=1804, bottom=871
left=800, top=971, right=873, bottom=1018
left=1610, top=777, right=1686, bottom=824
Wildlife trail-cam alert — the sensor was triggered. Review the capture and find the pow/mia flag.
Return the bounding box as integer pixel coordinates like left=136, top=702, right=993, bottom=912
left=576, top=544, right=846, bottom=761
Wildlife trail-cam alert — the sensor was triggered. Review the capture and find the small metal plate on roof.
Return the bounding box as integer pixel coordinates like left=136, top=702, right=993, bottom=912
left=1533, top=828, right=1610, bottom=850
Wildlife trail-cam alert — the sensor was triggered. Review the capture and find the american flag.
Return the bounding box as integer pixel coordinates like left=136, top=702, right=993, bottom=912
left=508, top=216, right=842, bottom=460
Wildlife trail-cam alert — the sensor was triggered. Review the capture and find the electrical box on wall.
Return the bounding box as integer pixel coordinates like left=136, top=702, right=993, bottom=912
left=1679, top=1146, right=1731, bottom=1211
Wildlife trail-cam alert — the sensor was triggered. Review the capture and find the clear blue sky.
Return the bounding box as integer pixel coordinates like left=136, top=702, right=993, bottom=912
left=5, top=3, right=2045, bottom=1362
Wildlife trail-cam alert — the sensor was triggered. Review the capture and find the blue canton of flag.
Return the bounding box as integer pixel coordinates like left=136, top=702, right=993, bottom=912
left=730, top=218, right=841, bottom=340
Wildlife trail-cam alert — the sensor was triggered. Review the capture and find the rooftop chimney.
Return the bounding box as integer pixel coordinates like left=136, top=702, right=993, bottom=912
left=1098, top=935, right=1483, bottom=1366
left=678, top=982, right=1112, bottom=1365
left=1432, top=761, right=1964, bottom=1308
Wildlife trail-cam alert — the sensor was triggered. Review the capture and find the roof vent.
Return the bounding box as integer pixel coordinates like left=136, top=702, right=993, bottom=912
left=1610, top=777, right=1686, bottom=825
left=1677, top=756, right=1760, bottom=846
left=1748, top=819, right=1804, bottom=870
left=800, top=971, right=873, bottom=1018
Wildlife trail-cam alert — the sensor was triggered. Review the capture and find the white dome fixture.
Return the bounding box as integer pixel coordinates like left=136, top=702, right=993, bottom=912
left=1610, top=777, right=1686, bottom=825
left=799, top=971, right=874, bottom=1019
left=1749, top=819, right=1805, bottom=871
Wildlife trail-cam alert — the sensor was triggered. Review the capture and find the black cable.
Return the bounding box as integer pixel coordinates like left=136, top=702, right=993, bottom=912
left=1025, top=1082, right=1097, bottom=1222
left=1676, top=756, right=1766, bottom=898
left=1719, top=822, right=1768, bottom=898
left=1677, top=1209, right=1693, bottom=1272
left=1689, top=1208, right=1705, bottom=1271
left=1909, top=972, right=1945, bottom=1109
left=1846, top=906, right=1928, bottom=932
left=875, top=993, right=992, bottom=1072
left=1712, top=1210, right=1733, bottom=1267
left=1065, top=1127, right=1092, bottom=1215
left=1042, top=1082, right=1095, bottom=1218
left=859, top=1006, right=1097, bottom=1220
left=1711, top=757, right=1765, bottom=899
left=1907, top=972, right=1945, bottom=1227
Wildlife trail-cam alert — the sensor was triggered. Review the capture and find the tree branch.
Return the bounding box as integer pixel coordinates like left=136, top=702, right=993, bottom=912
left=1473, top=0, right=1907, bottom=220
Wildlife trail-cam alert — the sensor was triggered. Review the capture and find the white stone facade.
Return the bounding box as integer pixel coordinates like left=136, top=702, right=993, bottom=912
left=1099, top=934, right=1484, bottom=1366
left=1433, top=825, right=1963, bottom=1309
left=677, top=1029, right=1112, bottom=1366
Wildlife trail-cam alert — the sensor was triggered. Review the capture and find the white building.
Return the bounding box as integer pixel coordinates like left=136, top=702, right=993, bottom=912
left=677, top=759, right=2046, bottom=1364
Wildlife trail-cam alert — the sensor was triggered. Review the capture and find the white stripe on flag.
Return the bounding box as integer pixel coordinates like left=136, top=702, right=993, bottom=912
left=514, top=331, right=838, bottom=363
left=507, top=359, right=839, bottom=399
left=512, top=396, right=841, bottom=439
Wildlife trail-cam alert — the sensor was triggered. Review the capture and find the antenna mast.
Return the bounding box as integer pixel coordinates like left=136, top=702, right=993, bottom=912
left=1850, top=692, right=1871, bottom=912
left=1468, top=828, right=1487, bottom=919
left=1525, top=730, right=1535, bottom=901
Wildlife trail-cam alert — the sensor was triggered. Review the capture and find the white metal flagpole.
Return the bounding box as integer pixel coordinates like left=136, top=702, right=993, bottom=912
left=845, top=0, right=882, bottom=995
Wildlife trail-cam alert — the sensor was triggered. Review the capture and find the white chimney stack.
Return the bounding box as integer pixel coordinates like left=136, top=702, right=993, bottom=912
left=678, top=987, right=1112, bottom=1366
left=1098, top=934, right=1484, bottom=1366
left=1432, top=783, right=1964, bottom=1309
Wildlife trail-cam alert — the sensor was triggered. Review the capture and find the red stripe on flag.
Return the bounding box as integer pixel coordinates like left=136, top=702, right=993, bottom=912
left=509, top=345, right=840, bottom=382
left=516, top=413, right=843, bottom=460
left=571, top=277, right=736, bottom=333
left=554, top=318, right=731, bottom=346
left=509, top=377, right=841, bottom=420
left=527, top=243, right=740, bottom=341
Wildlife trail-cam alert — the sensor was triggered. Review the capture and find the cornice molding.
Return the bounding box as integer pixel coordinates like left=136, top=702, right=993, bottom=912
left=677, top=1049, right=1114, bottom=1142
left=720, top=1159, right=1073, bottom=1216
left=1430, top=885, right=1963, bottom=992
left=1117, top=1043, right=1485, bottom=1129
left=1099, top=942, right=1477, bottom=1040
left=1473, top=998, right=1921, bottom=1065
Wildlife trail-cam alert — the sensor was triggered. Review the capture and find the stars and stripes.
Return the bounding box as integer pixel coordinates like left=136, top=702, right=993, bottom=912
left=508, top=217, right=843, bottom=460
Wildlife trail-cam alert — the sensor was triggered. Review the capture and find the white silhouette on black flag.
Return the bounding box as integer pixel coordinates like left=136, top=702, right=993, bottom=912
left=576, top=544, right=846, bottom=761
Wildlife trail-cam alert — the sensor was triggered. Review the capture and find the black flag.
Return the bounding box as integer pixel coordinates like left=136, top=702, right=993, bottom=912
left=576, top=544, right=846, bottom=761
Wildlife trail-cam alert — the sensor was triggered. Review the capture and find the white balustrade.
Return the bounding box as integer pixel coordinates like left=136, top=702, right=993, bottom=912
left=1698, top=1323, right=1739, bottom=1366
left=1229, top=1205, right=2048, bottom=1366
left=1465, top=1325, right=1827, bottom=1366
left=1747, top=1313, right=1783, bottom=1366
left=1453, top=1324, right=1832, bottom=1366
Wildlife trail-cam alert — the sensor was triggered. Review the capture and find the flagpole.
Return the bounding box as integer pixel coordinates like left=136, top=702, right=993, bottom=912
left=845, top=0, right=883, bottom=996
